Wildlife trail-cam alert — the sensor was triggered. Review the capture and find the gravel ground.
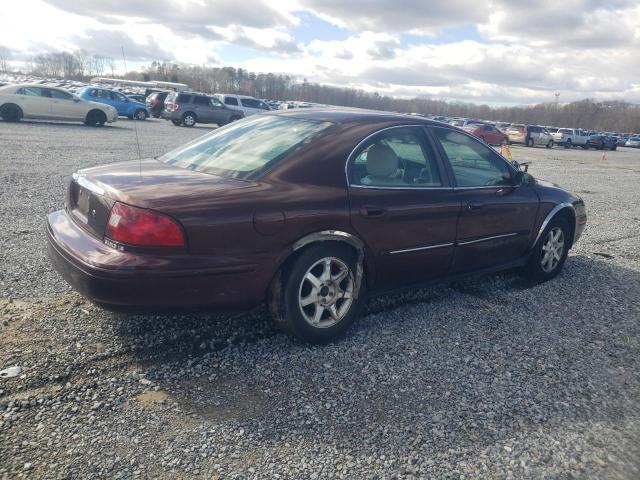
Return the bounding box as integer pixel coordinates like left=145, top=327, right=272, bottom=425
left=1, top=118, right=640, bottom=479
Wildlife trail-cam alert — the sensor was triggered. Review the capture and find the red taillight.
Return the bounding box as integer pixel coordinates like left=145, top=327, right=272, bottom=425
left=105, top=202, right=185, bottom=248
left=151, top=98, right=159, bottom=106
left=171, top=103, right=179, bottom=112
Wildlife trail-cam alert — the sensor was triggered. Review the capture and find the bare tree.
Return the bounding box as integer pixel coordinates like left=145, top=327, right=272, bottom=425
left=0, top=46, right=9, bottom=73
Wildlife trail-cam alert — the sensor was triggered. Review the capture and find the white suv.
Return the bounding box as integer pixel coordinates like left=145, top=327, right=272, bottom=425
left=0, top=84, right=118, bottom=126
left=213, top=94, right=271, bottom=117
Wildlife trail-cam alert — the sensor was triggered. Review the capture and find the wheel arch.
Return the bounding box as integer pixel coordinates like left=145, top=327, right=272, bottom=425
left=532, top=202, right=577, bottom=250
left=270, top=230, right=371, bottom=307
left=87, top=108, right=107, bottom=121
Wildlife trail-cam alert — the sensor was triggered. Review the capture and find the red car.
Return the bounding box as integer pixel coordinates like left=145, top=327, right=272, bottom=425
left=47, top=110, right=586, bottom=343
left=463, top=123, right=509, bottom=145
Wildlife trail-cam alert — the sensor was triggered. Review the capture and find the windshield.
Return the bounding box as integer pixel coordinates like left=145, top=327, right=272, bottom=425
left=159, top=115, right=333, bottom=180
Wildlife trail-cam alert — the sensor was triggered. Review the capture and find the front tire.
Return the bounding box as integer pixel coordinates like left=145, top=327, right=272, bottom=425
left=133, top=109, right=147, bottom=120
left=85, top=110, right=106, bottom=127
left=524, top=216, right=570, bottom=282
left=171, top=119, right=181, bottom=126
left=546, top=139, right=554, bottom=148
left=270, top=243, right=365, bottom=344
left=564, top=139, right=572, bottom=149
left=0, top=103, right=23, bottom=122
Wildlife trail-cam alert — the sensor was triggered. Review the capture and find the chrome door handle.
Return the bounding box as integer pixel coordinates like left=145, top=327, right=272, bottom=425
left=360, top=205, right=387, bottom=217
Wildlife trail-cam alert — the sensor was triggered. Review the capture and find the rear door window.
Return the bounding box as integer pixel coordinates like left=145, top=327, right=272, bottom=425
left=224, top=96, right=239, bottom=106
left=349, top=127, right=442, bottom=188
left=176, top=93, right=191, bottom=103
left=18, top=87, right=46, bottom=97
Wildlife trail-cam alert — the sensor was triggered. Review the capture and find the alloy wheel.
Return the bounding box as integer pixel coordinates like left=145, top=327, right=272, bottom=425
left=541, top=227, right=565, bottom=273
left=298, top=257, right=354, bottom=328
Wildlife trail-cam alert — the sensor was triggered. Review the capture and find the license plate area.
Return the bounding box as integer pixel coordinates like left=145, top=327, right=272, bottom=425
left=72, top=185, right=90, bottom=224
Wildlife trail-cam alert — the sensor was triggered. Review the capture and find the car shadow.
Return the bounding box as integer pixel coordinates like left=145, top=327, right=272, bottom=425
left=111, top=255, right=640, bottom=473
left=0, top=119, right=128, bottom=130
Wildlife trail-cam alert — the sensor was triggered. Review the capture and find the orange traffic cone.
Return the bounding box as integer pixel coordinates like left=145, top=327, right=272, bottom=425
left=600, top=151, right=606, bottom=161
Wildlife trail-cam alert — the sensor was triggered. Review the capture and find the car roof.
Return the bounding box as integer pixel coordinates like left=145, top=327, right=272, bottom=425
left=262, top=108, right=448, bottom=126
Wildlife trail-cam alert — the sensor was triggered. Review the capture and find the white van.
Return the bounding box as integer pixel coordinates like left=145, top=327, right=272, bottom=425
left=213, top=94, right=271, bottom=117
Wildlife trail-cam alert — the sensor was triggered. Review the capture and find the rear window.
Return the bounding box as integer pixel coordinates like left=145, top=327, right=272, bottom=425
left=159, top=115, right=333, bottom=180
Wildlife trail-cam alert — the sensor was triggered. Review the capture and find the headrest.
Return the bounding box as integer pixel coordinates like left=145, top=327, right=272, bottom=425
left=366, top=144, right=398, bottom=177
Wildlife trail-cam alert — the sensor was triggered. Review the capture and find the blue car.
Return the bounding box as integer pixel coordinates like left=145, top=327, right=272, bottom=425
left=79, top=87, right=149, bottom=120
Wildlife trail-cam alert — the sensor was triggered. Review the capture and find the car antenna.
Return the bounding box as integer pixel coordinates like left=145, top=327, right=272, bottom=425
left=121, top=46, right=142, bottom=176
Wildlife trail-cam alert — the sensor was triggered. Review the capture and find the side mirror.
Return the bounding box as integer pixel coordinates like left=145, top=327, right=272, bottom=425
left=514, top=170, right=533, bottom=185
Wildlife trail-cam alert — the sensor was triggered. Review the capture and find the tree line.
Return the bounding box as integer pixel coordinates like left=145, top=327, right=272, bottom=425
left=2, top=48, right=639, bottom=133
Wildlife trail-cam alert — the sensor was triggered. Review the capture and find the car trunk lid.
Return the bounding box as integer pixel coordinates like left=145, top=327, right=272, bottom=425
left=68, top=158, right=250, bottom=240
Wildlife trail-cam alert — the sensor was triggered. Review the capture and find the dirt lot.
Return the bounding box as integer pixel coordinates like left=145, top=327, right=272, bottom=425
left=1, top=118, right=640, bottom=479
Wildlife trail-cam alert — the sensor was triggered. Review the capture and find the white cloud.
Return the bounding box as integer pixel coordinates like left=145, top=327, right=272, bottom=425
left=1, top=0, right=639, bottom=105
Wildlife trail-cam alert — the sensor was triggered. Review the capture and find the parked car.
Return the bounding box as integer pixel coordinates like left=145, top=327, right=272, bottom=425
left=146, top=91, right=169, bottom=118
left=162, top=92, right=244, bottom=127
left=46, top=111, right=587, bottom=343
left=126, top=94, right=147, bottom=104
left=462, top=123, right=508, bottom=145
left=589, top=135, right=617, bottom=150
left=625, top=136, right=640, bottom=148
left=79, top=87, right=149, bottom=120
left=214, top=94, right=271, bottom=117
left=0, top=84, right=117, bottom=126
left=506, top=125, right=554, bottom=148
left=552, top=128, right=591, bottom=149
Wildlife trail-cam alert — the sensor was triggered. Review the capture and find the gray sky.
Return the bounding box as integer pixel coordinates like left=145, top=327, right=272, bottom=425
left=2, top=0, right=639, bottom=105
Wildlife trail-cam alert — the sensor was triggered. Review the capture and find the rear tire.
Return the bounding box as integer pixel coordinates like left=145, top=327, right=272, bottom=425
left=269, top=243, right=365, bottom=344
left=564, top=139, right=572, bottom=149
left=0, top=103, right=23, bottom=122
left=582, top=142, right=590, bottom=150
left=84, top=109, right=106, bottom=127
left=524, top=216, right=570, bottom=282
left=182, top=112, right=196, bottom=127
left=526, top=137, right=534, bottom=147
left=546, top=140, right=554, bottom=148
left=229, top=115, right=242, bottom=123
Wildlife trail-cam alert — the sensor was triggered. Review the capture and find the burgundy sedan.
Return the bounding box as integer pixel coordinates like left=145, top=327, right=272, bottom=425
left=47, top=110, right=587, bottom=343
left=462, top=123, right=509, bottom=145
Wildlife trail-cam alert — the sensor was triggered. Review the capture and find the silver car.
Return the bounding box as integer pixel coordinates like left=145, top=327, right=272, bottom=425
left=0, top=84, right=117, bottom=126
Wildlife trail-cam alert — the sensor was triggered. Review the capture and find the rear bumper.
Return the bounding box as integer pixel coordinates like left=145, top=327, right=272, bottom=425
left=46, top=210, right=265, bottom=311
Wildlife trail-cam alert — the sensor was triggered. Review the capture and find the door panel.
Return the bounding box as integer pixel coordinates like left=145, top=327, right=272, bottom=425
left=451, top=186, right=539, bottom=272
left=16, top=87, right=51, bottom=117
left=429, top=126, right=540, bottom=273
left=49, top=90, right=81, bottom=119
left=346, top=125, right=459, bottom=290
left=349, top=188, right=460, bottom=288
